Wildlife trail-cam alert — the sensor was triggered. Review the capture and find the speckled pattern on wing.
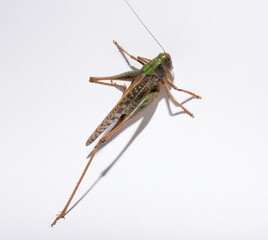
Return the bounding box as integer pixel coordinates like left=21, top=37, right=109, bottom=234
left=86, top=70, right=160, bottom=146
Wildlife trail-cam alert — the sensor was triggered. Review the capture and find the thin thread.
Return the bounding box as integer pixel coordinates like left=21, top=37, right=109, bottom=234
left=125, top=0, right=166, bottom=53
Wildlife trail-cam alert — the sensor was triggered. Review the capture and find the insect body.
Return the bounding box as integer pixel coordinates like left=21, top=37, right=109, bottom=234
left=86, top=41, right=200, bottom=149
left=87, top=51, right=173, bottom=146
left=51, top=1, right=201, bottom=227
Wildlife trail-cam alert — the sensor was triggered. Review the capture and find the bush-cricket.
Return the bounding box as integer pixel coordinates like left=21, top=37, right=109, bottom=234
left=51, top=0, right=201, bottom=227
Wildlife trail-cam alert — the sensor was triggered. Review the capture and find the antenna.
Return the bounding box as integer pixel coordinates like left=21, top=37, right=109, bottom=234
left=125, top=0, right=166, bottom=53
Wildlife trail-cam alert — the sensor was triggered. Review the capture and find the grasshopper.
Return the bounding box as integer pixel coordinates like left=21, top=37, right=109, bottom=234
left=51, top=0, right=201, bottom=227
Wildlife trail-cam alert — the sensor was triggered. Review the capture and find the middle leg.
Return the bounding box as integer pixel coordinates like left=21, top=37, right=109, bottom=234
left=89, top=70, right=138, bottom=92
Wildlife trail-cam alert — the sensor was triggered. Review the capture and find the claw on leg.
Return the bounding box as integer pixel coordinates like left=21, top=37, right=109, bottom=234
left=51, top=211, right=66, bottom=227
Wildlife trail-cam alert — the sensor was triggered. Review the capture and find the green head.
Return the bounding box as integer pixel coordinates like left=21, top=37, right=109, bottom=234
left=142, top=52, right=173, bottom=76
left=157, top=52, right=173, bottom=71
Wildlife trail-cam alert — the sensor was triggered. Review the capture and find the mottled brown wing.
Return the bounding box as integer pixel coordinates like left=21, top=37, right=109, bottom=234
left=86, top=70, right=157, bottom=146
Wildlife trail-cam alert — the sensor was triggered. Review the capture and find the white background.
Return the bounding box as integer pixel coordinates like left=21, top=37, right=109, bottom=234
left=1, top=0, right=268, bottom=239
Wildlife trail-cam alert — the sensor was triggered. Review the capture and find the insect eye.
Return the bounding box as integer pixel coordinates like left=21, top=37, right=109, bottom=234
left=166, top=58, right=173, bottom=70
